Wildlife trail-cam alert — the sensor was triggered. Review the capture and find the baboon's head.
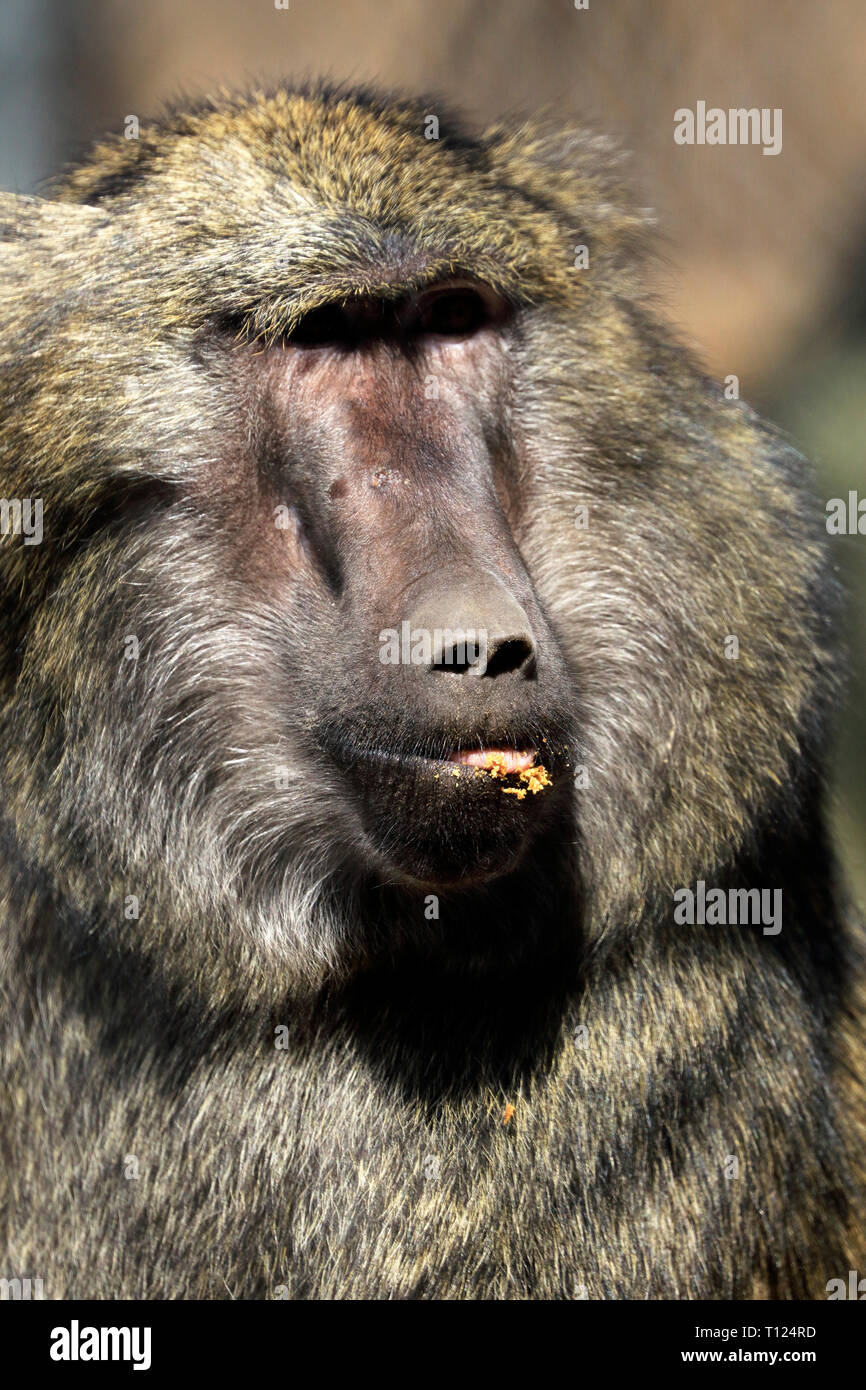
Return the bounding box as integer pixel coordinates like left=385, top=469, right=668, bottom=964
left=0, top=85, right=834, bottom=992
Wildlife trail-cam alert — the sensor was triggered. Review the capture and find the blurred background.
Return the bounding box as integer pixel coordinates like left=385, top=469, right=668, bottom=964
left=2, top=0, right=864, bottom=904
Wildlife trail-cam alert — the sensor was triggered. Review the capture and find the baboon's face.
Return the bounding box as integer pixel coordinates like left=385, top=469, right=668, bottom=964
left=191, top=282, right=575, bottom=888
left=2, top=89, right=825, bottom=986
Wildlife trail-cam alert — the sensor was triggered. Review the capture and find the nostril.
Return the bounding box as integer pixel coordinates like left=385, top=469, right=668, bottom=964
left=405, top=570, right=539, bottom=679
left=482, top=635, right=536, bottom=678
left=431, top=632, right=536, bottom=677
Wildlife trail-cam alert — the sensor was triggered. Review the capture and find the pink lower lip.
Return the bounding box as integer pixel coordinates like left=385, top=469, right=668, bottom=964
left=447, top=748, right=537, bottom=772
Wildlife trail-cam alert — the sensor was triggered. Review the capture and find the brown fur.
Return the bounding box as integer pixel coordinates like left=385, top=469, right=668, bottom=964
left=0, top=81, right=863, bottom=1299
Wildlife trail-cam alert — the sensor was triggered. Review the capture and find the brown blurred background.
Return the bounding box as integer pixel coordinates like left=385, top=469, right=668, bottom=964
left=2, top=0, right=865, bottom=903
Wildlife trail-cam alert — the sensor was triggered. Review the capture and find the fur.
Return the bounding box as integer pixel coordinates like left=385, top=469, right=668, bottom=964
left=0, top=81, right=863, bottom=1299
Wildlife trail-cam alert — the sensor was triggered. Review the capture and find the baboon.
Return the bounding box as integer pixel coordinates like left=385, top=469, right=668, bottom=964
left=0, top=82, right=864, bottom=1300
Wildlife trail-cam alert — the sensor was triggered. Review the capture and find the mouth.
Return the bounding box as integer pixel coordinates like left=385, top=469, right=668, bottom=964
left=317, top=719, right=572, bottom=885
left=350, top=741, right=557, bottom=794
left=442, top=747, right=553, bottom=799
left=448, top=747, right=536, bottom=771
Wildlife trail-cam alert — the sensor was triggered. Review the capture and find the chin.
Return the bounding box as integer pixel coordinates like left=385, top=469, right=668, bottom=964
left=341, top=740, right=571, bottom=888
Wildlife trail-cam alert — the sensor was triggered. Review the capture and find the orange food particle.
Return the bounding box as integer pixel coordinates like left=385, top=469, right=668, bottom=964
left=520, top=764, right=552, bottom=795
left=478, top=752, right=510, bottom=779
left=468, top=753, right=553, bottom=798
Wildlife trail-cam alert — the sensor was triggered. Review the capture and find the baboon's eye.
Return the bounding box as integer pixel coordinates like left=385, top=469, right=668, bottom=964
left=287, top=302, right=362, bottom=347
left=409, top=288, right=494, bottom=338
left=213, top=282, right=506, bottom=352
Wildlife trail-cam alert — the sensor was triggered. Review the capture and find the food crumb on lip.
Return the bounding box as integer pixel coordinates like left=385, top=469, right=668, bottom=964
left=445, top=748, right=553, bottom=797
